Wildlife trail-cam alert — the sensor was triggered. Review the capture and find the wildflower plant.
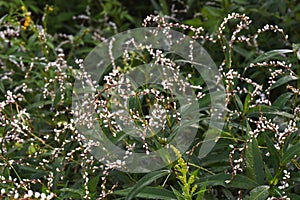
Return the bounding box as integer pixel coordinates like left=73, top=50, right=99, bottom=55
left=72, top=27, right=225, bottom=174
left=0, top=0, right=300, bottom=200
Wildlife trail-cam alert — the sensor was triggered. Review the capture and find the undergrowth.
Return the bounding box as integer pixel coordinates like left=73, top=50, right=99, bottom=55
left=0, top=0, right=299, bottom=199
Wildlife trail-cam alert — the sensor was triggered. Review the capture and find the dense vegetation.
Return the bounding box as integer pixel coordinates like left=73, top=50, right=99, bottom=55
left=0, top=0, right=300, bottom=199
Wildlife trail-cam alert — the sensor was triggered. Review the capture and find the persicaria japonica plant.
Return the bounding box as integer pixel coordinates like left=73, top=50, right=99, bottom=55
left=0, top=1, right=299, bottom=199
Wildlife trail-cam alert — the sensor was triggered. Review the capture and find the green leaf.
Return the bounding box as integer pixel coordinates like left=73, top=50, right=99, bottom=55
left=232, top=0, right=249, bottom=5
left=17, top=165, right=47, bottom=179
left=234, top=95, right=244, bottom=112
left=233, top=46, right=255, bottom=61
left=0, top=14, right=8, bottom=24
left=198, top=90, right=225, bottom=108
left=222, top=37, right=231, bottom=68
left=245, top=138, right=265, bottom=184
left=196, top=173, right=258, bottom=190
left=53, top=89, right=62, bottom=107
left=264, top=134, right=280, bottom=172
left=58, top=188, right=84, bottom=199
left=253, top=49, right=293, bottom=63
left=248, top=105, right=294, bottom=119
left=171, top=186, right=185, bottom=200
left=287, top=193, right=300, bottom=199
left=270, top=75, right=298, bottom=90
left=159, top=0, right=169, bottom=15
left=273, top=92, right=292, bottom=108
left=244, top=185, right=270, bottom=200
left=88, top=175, right=100, bottom=193
left=126, top=170, right=169, bottom=200
left=114, top=186, right=176, bottom=199
left=195, top=182, right=207, bottom=200
left=229, top=174, right=260, bottom=190
left=202, top=6, right=222, bottom=17
left=149, top=0, right=169, bottom=15
left=184, top=18, right=202, bottom=27
left=150, top=0, right=161, bottom=12
left=244, top=93, right=251, bottom=113
left=0, top=81, right=5, bottom=94
left=282, top=142, right=300, bottom=165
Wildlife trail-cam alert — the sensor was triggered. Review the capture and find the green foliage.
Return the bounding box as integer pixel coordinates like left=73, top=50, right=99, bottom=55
left=125, top=170, right=170, bottom=200
left=0, top=0, right=300, bottom=199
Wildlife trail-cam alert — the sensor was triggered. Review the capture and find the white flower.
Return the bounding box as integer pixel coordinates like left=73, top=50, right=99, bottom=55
left=41, top=193, right=47, bottom=200
left=28, top=190, right=33, bottom=197
left=1, top=188, right=5, bottom=194
left=35, top=192, right=41, bottom=198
